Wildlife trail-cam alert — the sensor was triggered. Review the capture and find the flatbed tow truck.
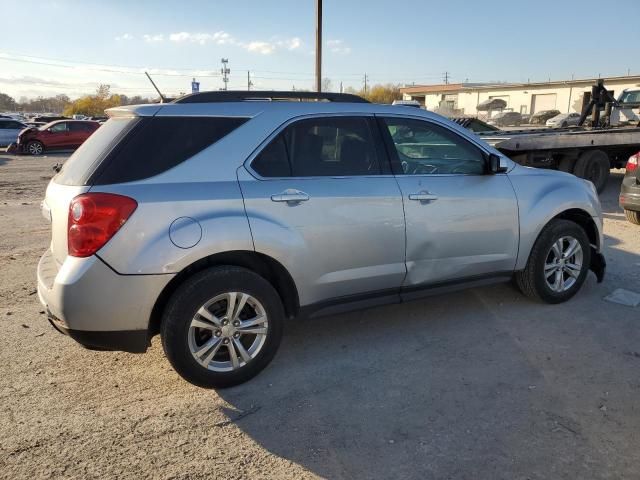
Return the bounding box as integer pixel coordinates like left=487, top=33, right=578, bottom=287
left=469, top=80, right=640, bottom=193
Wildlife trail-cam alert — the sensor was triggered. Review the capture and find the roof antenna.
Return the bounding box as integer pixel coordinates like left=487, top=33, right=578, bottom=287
left=145, top=71, right=167, bottom=103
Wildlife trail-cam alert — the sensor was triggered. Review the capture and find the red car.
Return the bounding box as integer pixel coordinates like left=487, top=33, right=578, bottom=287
left=12, top=120, right=100, bottom=155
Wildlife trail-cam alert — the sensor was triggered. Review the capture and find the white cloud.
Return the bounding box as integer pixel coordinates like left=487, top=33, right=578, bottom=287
left=327, top=39, right=351, bottom=55
left=245, top=41, right=276, bottom=55
left=169, top=31, right=234, bottom=46
left=115, top=33, right=134, bottom=41
left=280, top=37, right=302, bottom=51
left=143, top=34, right=164, bottom=43
left=137, top=30, right=302, bottom=55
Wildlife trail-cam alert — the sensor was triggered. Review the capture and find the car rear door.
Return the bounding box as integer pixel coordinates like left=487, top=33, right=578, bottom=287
left=239, top=114, right=406, bottom=307
left=378, top=115, right=519, bottom=295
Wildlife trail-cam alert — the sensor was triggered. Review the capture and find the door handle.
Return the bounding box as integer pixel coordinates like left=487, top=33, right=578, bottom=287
left=408, top=191, right=438, bottom=202
left=271, top=189, right=310, bottom=203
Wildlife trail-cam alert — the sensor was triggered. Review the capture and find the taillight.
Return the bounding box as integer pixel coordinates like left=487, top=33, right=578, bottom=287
left=626, top=152, right=639, bottom=172
left=68, top=193, right=137, bottom=257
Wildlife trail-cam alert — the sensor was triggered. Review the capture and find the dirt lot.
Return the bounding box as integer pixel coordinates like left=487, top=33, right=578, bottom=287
left=1, top=152, right=639, bottom=479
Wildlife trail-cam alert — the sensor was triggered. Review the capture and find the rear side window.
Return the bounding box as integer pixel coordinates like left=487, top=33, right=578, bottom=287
left=251, top=116, right=383, bottom=177
left=92, top=116, right=248, bottom=185
left=252, top=135, right=291, bottom=177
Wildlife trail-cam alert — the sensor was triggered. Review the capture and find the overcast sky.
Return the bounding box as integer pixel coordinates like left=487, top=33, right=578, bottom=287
left=2, top=0, right=639, bottom=99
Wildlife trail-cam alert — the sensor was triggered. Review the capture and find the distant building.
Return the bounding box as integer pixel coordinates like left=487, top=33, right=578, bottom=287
left=400, top=75, right=640, bottom=117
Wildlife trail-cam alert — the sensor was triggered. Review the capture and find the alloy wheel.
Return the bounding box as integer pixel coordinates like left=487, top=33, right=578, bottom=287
left=28, top=142, right=43, bottom=155
left=544, top=236, right=584, bottom=292
left=188, top=292, right=269, bottom=372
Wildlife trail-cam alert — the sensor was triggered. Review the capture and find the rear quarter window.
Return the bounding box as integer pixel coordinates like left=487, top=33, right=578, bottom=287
left=55, top=117, right=136, bottom=186
left=91, top=116, right=248, bottom=185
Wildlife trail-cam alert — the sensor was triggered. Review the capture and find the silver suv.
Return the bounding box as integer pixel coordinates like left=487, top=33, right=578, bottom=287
left=37, top=91, right=606, bottom=388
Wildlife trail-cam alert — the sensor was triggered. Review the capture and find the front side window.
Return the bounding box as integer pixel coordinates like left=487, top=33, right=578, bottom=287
left=252, top=116, right=382, bottom=178
left=50, top=122, right=68, bottom=133
left=382, top=118, right=486, bottom=175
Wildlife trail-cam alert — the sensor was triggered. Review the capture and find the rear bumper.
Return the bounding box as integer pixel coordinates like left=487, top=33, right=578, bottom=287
left=47, top=315, right=149, bottom=353
left=619, top=188, right=640, bottom=212
left=37, top=250, right=174, bottom=353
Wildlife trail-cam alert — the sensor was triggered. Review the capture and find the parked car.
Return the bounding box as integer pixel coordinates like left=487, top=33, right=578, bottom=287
left=487, top=111, right=523, bottom=127
left=15, top=120, right=100, bottom=155
left=530, top=110, right=561, bottom=125
left=451, top=117, right=499, bottom=133
left=546, top=112, right=581, bottom=128
left=37, top=91, right=606, bottom=388
left=30, top=115, right=68, bottom=123
left=0, top=118, right=28, bottom=147
left=619, top=151, right=640, bottom=225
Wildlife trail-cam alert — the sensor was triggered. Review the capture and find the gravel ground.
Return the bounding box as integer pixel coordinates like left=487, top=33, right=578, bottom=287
left=1, top=152, right=639, bottom=479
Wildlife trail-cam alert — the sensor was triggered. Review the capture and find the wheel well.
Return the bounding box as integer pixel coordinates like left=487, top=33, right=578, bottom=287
left=148, top=251, right=299, bottom=336
left=553, top=209, right=599, bottom=248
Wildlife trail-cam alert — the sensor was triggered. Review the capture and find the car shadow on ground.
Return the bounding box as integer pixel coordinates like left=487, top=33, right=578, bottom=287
left=213, top=171, right=639, bottom=479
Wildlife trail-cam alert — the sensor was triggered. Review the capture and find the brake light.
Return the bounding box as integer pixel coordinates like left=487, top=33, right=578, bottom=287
left=627, top=152, right=639, bottom=172
left=68, top=193, right=137, bottom=257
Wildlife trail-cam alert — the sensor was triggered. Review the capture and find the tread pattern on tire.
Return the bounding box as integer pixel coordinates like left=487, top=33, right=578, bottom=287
left=573, top=150, right=610, bottom=193
left=625, top=209, right=640, bottom=225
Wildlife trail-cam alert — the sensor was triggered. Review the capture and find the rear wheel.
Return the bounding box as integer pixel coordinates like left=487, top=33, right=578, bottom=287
left=558, top=157, right=576, bottom=173
left=624, top=209, right=640, bottom=225
left=26, top=140, right=44, bottom=155
left=515, top=219, right=591, bottom=304
left=161, top=266, right=285, bottom=388
left=574, top=150, right=610, bottom=193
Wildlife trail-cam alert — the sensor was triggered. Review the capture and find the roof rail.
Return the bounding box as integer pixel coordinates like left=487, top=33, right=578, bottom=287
left=173, top=90, right=369, bottom=104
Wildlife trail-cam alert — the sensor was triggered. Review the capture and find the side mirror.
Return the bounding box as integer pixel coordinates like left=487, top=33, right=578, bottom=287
left=488, top=153, right=508, bottom=174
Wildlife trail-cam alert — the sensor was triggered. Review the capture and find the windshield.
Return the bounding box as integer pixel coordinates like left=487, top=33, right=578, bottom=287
left=619, top=90, right=640, bottom=104
left=38, top=121, right=57, bottom=131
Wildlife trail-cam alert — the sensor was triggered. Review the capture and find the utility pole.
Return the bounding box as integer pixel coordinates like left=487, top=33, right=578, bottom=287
left=363, top=73, right=368, bottom=94
left=220, top=58, right=230, bottom=91
left=315, top=0, right=322, bottom=92
left=443, top=71, right=449, bottom=84
left=339, top=81, right=343, bottom=94
left=247, top=71, right=253, bottom=91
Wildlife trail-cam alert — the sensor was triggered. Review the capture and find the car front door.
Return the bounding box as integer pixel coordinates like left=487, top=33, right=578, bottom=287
left=378, top=115, right=519, bottom=294
left=46, top=122, right=71, bottom=148
left=239, top=115, right=406, bottom=308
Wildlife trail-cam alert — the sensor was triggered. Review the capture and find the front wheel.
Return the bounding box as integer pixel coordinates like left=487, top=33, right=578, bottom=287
left=26, top=140, right=44, bottom=155
left=515, top=219, right=591, bottom=304
left=161, top=266, right=285, bottom=388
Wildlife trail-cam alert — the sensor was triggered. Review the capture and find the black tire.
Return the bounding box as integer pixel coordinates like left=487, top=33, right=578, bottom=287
left=515, top=219, right=591, bottom=304
left=625, top=209, right=640, bottom=225
left=573, top=150, right=610, bottom=193
left=558, top=157, right=576, bottom=173
left=161, top=266, right=285, bottom=388
left=26, top=140, right=44, bottom=156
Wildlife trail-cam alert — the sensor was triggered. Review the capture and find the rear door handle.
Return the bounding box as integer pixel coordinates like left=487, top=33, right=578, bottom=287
left=408, top=191, right=438, bottom=202
left=271, top=189, right=310, bottom=203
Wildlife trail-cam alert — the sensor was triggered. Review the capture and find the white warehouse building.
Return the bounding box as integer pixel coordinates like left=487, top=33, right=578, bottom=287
left=400, top=75, right=640, bottom=117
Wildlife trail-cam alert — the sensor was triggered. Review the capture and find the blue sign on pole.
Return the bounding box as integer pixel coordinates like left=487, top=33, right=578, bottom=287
left=191, top=78, right=200, bottom=93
